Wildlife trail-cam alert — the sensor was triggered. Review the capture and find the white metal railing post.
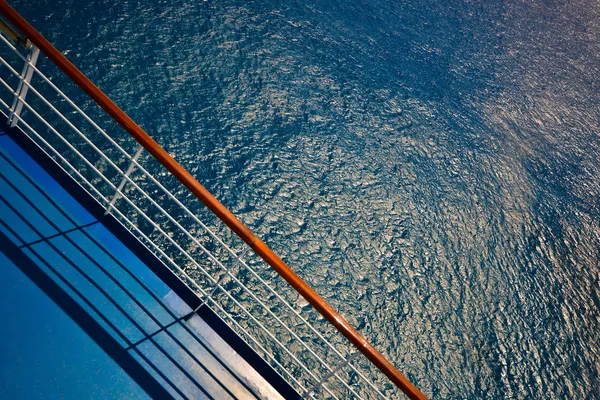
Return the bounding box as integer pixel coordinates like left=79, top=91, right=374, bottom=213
left=301, top=352, right=360, bottom=399
left=8, top=43, right=39, bottom=127
left=105, top=144, right=144, bottom=215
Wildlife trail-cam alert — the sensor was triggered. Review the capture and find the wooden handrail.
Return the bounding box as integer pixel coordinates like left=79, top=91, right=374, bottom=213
left=0, top=2, right=427, bottom=398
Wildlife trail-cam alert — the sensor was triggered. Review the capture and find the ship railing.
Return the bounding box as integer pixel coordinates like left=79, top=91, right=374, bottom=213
left=0, top=2, right=426, bottom=399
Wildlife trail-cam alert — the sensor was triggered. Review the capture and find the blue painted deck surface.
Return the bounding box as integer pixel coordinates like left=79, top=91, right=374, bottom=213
left=0, top=130, right=282, bottom=399
left=0, top=251, right=148, bottom=399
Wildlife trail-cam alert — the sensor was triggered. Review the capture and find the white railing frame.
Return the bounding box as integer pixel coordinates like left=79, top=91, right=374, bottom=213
left=0, top=73, right=344, bottom=400
left=0, top=33, right=386, bottom=400
left=7, top=41, right=36, bottom=127
left=0, top=95, right=311, bottom=394
left=0, top=32, right=393, bottom=399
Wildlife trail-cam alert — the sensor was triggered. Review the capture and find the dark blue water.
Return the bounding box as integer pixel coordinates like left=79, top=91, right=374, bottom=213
left=12, top=0, right=600, bottom=398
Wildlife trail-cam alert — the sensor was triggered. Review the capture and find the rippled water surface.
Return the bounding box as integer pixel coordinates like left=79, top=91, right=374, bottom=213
left=13, top=0, right=600, bottom=397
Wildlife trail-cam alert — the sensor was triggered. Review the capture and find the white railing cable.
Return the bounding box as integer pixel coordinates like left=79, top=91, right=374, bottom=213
left=105, top=144, right=144, bottom=215
left=0, top=36, right=387, bottom=400
left=0, top=33, right=392, bottom=398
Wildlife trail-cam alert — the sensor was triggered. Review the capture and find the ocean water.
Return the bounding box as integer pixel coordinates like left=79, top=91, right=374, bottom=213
left=10, top=0, right=600, bottom=398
